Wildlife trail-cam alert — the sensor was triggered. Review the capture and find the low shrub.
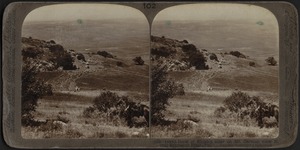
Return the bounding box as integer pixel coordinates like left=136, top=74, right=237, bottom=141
left=223, top=91, right=251, bottom=112
left=265, top=57, right=277, bottom=66
left=249, top=61, right=255, bottom=67
left=133, top=56, right=145, bottom=65
left=93, top=91, right=120, bottom=113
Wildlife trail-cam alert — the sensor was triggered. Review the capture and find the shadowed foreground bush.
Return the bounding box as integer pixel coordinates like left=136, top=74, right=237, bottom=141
left=84, top=90, right=150, bottom=128
left=223, top=91, right=251, bottom=112
left=218, top=91, right=279, bottom=128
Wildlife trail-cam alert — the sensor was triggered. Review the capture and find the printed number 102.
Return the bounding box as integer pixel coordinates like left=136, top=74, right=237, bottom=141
left=143, top=3, right=156, bottom=9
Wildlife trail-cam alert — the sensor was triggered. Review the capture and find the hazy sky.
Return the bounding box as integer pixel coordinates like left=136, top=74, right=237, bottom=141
left=24, top=4, right=146, bottom=22
left=155, top=3, right=277, bottom=22
left=24, top=3, right=277, bottom=24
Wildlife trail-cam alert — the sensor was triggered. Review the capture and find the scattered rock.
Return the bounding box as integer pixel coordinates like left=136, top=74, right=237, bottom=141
left=22, top=37, right=76, bottom=71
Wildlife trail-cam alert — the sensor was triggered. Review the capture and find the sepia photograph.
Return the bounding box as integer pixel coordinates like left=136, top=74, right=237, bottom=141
left=2, top=1, right=298, bottom=148
left=150, top=4, right=279, bottom=138
left=21, top=4, right=150, bottom=139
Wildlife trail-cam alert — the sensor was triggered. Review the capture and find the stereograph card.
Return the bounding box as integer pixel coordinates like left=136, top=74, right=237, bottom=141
left=1, top=1, right=298, bottom=149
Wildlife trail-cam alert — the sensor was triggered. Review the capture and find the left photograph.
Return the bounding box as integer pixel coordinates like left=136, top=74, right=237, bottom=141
left=21, top=4, right=150, bottom=139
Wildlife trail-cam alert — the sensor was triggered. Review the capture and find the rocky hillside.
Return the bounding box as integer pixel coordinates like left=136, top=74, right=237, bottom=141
left=150, top=35, right=258, bottom=72
left=22, top=37, right=77, bottom=71
left=151, top=35, right=208, bottom=71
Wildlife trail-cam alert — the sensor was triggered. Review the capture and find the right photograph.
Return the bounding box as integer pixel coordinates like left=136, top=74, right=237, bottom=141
left=150, top=4, right=279, bottom=138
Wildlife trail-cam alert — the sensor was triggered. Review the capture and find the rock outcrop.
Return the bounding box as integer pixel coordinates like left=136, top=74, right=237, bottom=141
left=22, top=37, right=76, bottom=71
left=151, top=35, right=208, bottom=71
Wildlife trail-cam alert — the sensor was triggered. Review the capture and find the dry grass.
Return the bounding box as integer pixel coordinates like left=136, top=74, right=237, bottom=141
left=76, top=67, right=149, bottom=93
left=153, top=90, right=279, bottom=138
left=22, top=91, right=149, bottom=139
left=22, top=80, right=278, bottom=139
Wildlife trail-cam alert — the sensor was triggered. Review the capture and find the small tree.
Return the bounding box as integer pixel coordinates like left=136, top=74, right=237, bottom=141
left=151, top=63, right=183, bottom=124
left=22, top=61, right=52, bottom=126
